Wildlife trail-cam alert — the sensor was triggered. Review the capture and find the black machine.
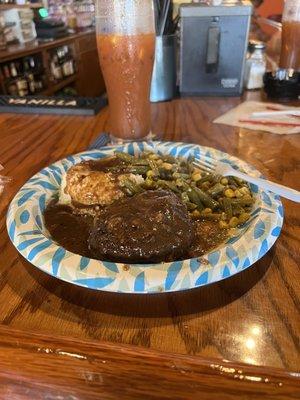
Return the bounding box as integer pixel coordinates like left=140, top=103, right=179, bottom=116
left=34, top=18, right=69, bottom=39
left=33, top=8, right=69, bottom=39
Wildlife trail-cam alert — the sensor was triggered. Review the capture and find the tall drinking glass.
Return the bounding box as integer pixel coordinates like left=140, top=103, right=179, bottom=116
left=95, top=0, right=155, bottom=141
left=279, top=0, right=300, bottom=70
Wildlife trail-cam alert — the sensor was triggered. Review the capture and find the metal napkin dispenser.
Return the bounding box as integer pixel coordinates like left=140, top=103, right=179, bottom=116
left=179, top=1, right=252, bottom=96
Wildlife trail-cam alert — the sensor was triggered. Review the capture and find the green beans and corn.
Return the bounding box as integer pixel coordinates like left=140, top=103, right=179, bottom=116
left=114, top=152, right=254, bottom=229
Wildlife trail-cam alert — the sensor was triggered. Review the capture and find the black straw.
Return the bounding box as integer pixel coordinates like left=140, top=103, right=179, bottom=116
left=159, top=0, right=171, bottom=36
left=154, top=0, right=177, bottom=36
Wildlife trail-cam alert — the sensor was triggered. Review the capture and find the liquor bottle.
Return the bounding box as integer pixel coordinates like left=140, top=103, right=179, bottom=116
left=62, top=46, right=75, bottom=77
left=23, top=58, right=35, bottom=94
left=10, top=62, right=17, bottom=78
left=2, top=65, right=10, bottom=79
left=50, top=53, right=63, bottom=81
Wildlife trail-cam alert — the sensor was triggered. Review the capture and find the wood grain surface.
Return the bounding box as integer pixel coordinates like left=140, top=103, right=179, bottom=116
left=0, top=92, right=299, bottom=397
left=0, top=325, right=299, bottom=400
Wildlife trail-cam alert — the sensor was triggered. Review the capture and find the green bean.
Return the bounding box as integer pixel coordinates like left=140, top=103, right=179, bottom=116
left=122, top=179, right=144, bottom=195
left=222, top=198, right=233, bottom=219
left=157, top=180, right=180, bottom=194
left=176, top=173, right=190, bottom=180
left=158, top=168, right=173, bottom=180
left=231, top=197, right=254, bottom=207
left=193, top=186, right=219, bottom=209
left=197, top=173, right=214, bottom=185
left=127, top=166, right=150, bottom=175
left=181, top=192, right=189, bottom=203
left=186, top=188, right=204, bottom=210
left=115, top=152, right=135, bottom=163
left=162, top=155, right=176, bottom=164
left=131, top=159, right=150, bottom=166
left=148, top=159, right=160, bottom=176
left=208, top=183, right=225, bottom=197
left=232, top=176, right=244, bottom=186
left=185, top=202, right=198, bottom=211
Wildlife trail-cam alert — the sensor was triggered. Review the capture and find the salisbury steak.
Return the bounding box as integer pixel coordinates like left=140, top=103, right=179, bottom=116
left=88, top=190, right=194, bottom=263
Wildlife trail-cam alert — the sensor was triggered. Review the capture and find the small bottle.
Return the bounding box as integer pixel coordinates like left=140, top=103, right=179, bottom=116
left=2, top=64, right=10, bottom=79
left=24, top=58, right=35, bottom=94
left=10, top=62, right=18, bottom=78
left=244, top=41, right=266, bottom=90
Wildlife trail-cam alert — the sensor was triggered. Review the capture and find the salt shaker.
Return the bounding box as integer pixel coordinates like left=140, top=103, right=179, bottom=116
left=244, top=41, right=266, bottom=90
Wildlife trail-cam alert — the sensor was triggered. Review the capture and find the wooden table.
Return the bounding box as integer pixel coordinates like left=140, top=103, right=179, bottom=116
left=0, top=94, right=299, bottom=399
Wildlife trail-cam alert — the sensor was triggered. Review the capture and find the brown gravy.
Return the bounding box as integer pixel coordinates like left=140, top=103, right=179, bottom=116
left=44, top=201, right=228, bottom=262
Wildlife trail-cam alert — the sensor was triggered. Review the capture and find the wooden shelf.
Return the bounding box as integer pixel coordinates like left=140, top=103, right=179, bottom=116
left=0, top=3, right=43, bottom=10
left=41, top=74, right=78, bottom=96
left=0, top=30, right=105, bottom=97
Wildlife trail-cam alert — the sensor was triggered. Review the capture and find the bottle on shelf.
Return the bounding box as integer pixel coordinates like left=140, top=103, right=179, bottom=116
left=1, top=54, right=45, bottom=97
left=23, top=58, right=35, bottom=94
left=50, top=53, right=63, bottom=81
left=49, top=45, right=75, bottom=81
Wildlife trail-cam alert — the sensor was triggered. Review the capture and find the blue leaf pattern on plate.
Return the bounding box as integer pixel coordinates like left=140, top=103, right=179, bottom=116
left=258, top=239, right=269, bottom=259
left=208, top=251, right=220, bottom=267
left=226, top=246, right=239, bottom=268
left=134, top=272, right=145, bottom=292
left=254, top=221, right=265, bottom=239
left=249, top=183, right=259, bottom=193
left=271, top=226, right=281, bottom=237
left=195, top=271, right=208, bottom=286
left=52, top=247, right=66, bottom=276
left=8, top=220, right=16, bottom=241
left=74, top=277, right=115, bottom=289
left=27, top=240, right=53, bottom=261
left=17, top=190, right=36, bottom=206
left=242, top=257, right=251, bottom=269
left=190, top=258, right=200, bottom=273
left=262, top=192, right=272, bottom=207
left=20, top=210, right=30, bottom=224
left=39, top=194, right=46, bottom=213
left=222, top=266, right=230, bottom=278
left=102, top=261, right=119, bottom=273
left=17, top=237, right=44, bottom=251
left=35, top=215, right=42, bottom=230
left=165, top=262, right=183, bottom=290
left=79, top=257, right=90, bottom=270
left=34, top=180, right=57, bottom=191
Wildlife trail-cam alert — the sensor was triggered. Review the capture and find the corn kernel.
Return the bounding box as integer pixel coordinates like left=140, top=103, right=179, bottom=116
left=192, top=172, right=202, bottom=182
left=144, top=178, right=154, bottom=187
left=240, top=186, right=250, bottom=195
left=221, top=212, right=227, bottom=221
left=162, top=162, right=173, bottom=170
left=219, top=220, right=228, bottom=229
left=229, top=216, right=239, bottom=228
left=191, top=209, right=201, bottom=219
left=221, top=177, right=228, bottom=185
left=224, top=188, right=235, bottom=198
left=238, top=212, right=250, bottom=224
left=146, top=170, right=155, bottom=178
left=203, top=208, right=212, bottom=214
left=235, top=189, right=243, bottom=198
left=149, top=153, right=158, bottom=160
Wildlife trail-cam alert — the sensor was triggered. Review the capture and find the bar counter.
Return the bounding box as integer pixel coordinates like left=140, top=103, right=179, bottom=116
left=0, top=93, right=299, bottom=398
